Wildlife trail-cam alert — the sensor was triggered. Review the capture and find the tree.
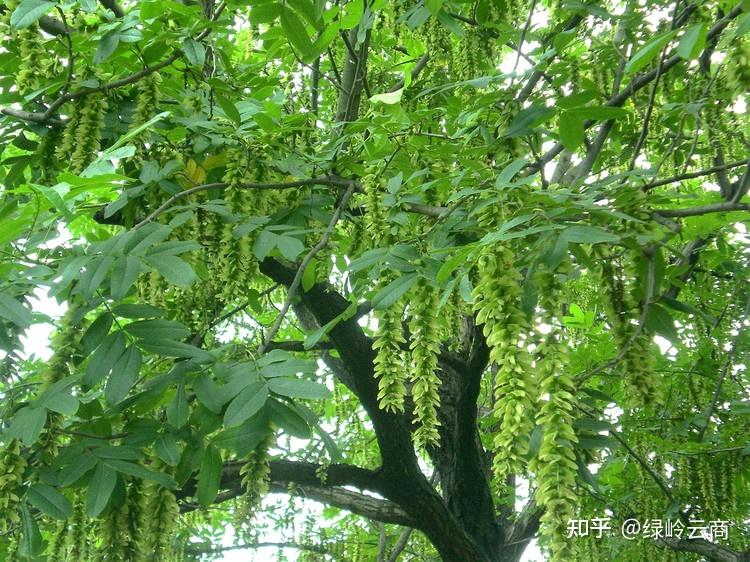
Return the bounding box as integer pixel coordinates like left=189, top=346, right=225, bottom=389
left=0, top=0, right=749, bottom=560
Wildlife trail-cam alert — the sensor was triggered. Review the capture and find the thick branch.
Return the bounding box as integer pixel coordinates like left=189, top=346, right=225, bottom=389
left=269, top=484, right=414, bottom=527
left=98, top=0, right=125, bottom=18
left=258, top=259, right=493, bottom=562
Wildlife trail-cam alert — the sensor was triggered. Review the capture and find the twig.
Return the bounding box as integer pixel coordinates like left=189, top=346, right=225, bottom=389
left=258, top=181, right=358, bottom=354
left=643, top=159, right=749, bottom=190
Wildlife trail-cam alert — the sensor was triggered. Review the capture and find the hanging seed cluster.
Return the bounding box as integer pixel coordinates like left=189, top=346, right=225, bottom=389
left=408, top=278, right=442, bottom=448
left=235, top=434, right=274, bottom=525
left=473, top=242, right=536, bottom=483
left=531, top=270, right=579, bottom=562
left=56, top=93, right=108, bottom=174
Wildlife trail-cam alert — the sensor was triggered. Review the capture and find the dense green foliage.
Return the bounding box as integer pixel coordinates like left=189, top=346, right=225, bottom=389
left=1, top=0, right=749, bottom=561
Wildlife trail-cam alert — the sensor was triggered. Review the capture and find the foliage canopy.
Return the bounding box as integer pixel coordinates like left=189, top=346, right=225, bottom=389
left=1, top=0, right=750, bottom=561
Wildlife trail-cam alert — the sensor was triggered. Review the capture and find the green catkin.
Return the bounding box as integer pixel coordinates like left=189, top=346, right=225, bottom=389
left=38, top=308, right=82, bottom=464
left=0, top=439, right=26, bottom=534
left=97, top=497, right=132, bottom=561
left=152, top=486, right=180, bottom=559
left=47, top=518, right=68, bottom=560
left=726, top=39, right=750, bottom=97
left=531, top=272, right=578, bottom=562
left=473, top=244, right=536, bottom=483
left=66, top=94, right=108, bottom=174
left=235, top=434, right=273, bottom=525
left=66, top=498, right=89, bottom=561
left=16, top=28, right=47, bottom=94
left=362, top=174, right=387, bottom=249
left=132, top=475, right=178, bottom=561
left=131, top=72, right=162, bottom=129
left=372, top=282, right=408, bottom=413
left=35, top=127, right=62, bottom=184
left=56, top=102, right=82, bottom=163
left=696, top=455, right=718, bottom=519
left=454, top=27, right=482, bottom=82
left=408, top=278, right=442, bottom=448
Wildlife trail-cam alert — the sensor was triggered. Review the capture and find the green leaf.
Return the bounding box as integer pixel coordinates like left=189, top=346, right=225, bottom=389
left=197, top=444, right=222, bottom=505
left=85, top=463, right=116, bottom=517
left=677, top=24, right=707, bottom=60
left=167, top=382, right=189, bottom=428
left=340, top=0, right=364, bottom=28
left=644, top=303, right=679, bottom=344
left=112, top=304, right=164, bottom=318
left=194, top=375, right=225, bottom=413
left=103, top=460, right=176, bottom=489
left=10, top=0, right=54, bottom=29
left=155, top=434, right=181, bottom=466
left=94, top=30, right=120, bottom=64
left=84, top=331, right=127, bottom=387
left=281, top=6, right=315, bottom=61
left=216, top=94, right=241, bottom=126
left=624, top=30, right=677, bottom=75
left=144, top=255, right=196, bottom=287
left=57, top=453, right=97, bottom=486
left=35, top=385, right=78, bottom=416
left=268, top=378, right=331, bottom=400
left=0, top=293, right=32, bottom=328
left=503, top=106, right=555, bottom=137
left=105, top=345, right=142, bottom=405
left=213, top=424, right=268, bottom=456
left=301, top=259, right=317, bottom=292
left=182, top=38, right=206, bottom=66
left=425, top=0, right=443, bottom=16
left=267, top=399, right=311, bottom=438
left=370, top=90, right=404, bottom=105
left=139, top=340, right=214, bottom=363
left=80, top=311, right=114, bottom=356
left=26, top=484, right=72, bottom=519
left=80, top=254, right=115, bottom=299
left=7, top=406, right=47, bottom=446
left=18, top=505, right=43, bottom=558
left=371, top=273, right=418, bottom=310
left=276, top=235, right=305, bottom=260
left=562, top=225, right=620, bottom=244
left=304, top=302, right=356, bottom=349
left=124, top=319, right=191, bottom=341
left=111, top=256, right=141, bottom=300
left=224, top=382, right=269, bottom=427
left=559, top=111, right=585, bottom=151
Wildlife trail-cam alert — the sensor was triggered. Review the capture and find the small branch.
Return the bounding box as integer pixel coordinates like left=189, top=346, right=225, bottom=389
left=0, top=107, right=64, bottom=126
left=258, top=181, right=357, bottom=354
left=628, top=46, right=667, bottom=170
left=643, top=159, right=749, bottom=190
left=265, top=340, right=335, bottom=352
left=390, top=54, right=429, bottom=92
left=185, top=541, right=330, bottom=557
left=386, top=527, right=414, bottom=562
left=653, top=202, right=750, bottom=218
